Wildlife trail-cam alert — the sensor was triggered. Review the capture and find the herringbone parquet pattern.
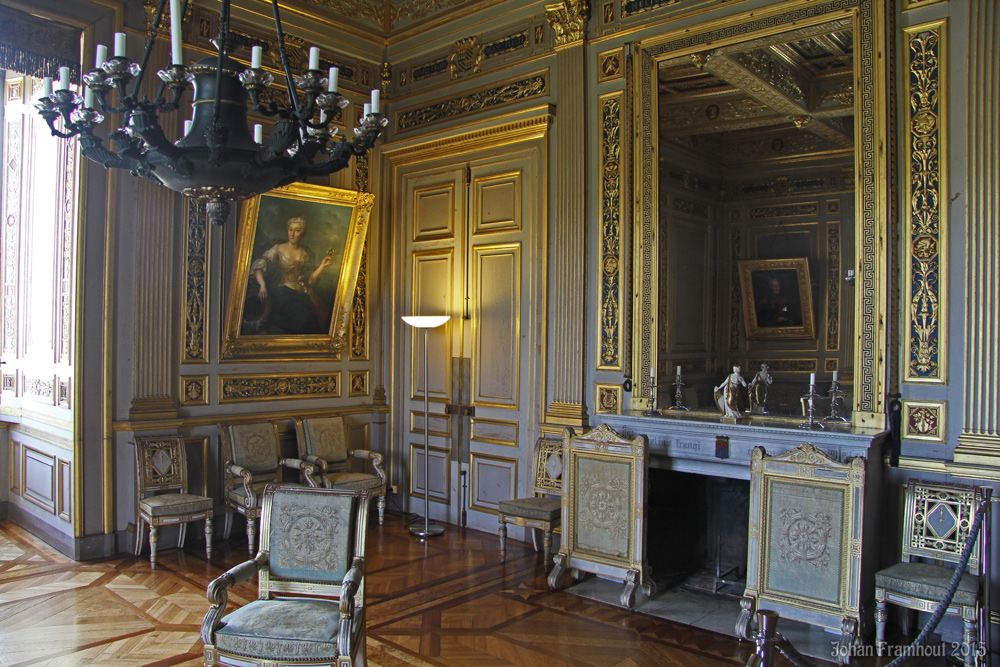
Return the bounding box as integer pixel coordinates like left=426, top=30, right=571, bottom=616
left=0, top=514, right=770, bottom=666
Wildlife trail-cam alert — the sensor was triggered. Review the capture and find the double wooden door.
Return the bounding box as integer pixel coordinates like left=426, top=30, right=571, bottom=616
left=393, top=130, right=546, bottom=534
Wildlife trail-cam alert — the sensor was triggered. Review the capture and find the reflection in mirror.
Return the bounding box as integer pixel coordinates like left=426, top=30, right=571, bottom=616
left=656, top=21, right=855, bottom=420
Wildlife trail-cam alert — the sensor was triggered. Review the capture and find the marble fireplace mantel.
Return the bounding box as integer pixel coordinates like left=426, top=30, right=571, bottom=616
left=597, top=412, right=888, bottom=480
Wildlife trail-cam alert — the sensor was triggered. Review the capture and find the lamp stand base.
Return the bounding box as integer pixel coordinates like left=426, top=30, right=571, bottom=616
left=409, top=522, right=445, bottom=538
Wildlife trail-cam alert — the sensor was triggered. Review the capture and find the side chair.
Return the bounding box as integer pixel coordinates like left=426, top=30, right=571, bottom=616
left=875, top=480, right=991, bottom=667
left=294, top=416, right=387, bottom=526
left=498, top=435, right=563, bottom=565
left=219, top=422, right=321, bottom=555
left=134, top=435, right=213, bottom=568
left=202, top=485, right=373, bottom=667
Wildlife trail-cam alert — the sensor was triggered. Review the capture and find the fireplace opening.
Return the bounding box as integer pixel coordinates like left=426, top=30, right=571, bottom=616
left=645, top=468, right=751, bottom=596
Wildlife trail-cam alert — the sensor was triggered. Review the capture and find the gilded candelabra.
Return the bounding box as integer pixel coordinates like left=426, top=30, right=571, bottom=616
left=799, top=381, right=825, bottom=430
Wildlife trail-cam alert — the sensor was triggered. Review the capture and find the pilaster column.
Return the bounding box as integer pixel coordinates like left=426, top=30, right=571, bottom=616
left=544, top=0, right=589, bottom=427
left=956, top=0, right=1000, bottom=461
left=129, top=177, right=178, bottom=420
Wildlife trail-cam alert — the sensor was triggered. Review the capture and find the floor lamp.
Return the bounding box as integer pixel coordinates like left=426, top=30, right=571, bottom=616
left=402, top=315, right=450, bottom=538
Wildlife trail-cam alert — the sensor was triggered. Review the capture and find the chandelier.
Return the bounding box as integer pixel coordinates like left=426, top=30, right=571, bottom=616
left=34, top=0, right=386, bottom=226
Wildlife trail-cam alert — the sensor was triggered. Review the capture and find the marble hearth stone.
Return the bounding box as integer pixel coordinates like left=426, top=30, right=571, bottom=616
left=566, top=577, right=951, bottom=666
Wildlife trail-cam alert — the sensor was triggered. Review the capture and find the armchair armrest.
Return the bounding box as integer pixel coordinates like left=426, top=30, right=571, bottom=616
left=280, top=457, right=321, bottom=488
left=201, top=552, right=269, bottom=644
left=350, top=449, right=386, bottom=485
left=227, top=463, right=257, bottom=508
left=337, top=556, right=366, bottom=658
left=300, top=454, right=332, bottom=489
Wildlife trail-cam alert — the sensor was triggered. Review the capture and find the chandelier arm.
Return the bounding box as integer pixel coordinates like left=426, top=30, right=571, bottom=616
left=130, top=111, right=186, bottom=164
left=247, top=88, right=281, bottom=117
left=296, top=139, right=354, bottom=176
left=79, top=133, right=145, bottom=171
left=255, top=119, right=298, bottom=162
left=269, top=0, right=304, bottom=120
left=131, top=0, right=169, bottom=101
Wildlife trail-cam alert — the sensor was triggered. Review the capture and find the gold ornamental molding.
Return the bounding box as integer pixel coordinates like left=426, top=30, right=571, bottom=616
left=182, top=198, right=208, bottom=364
left=902, top=0, right=945, bottom=9
left=351, top=154, right=370, bottom=361
left=180, top=375, right=209, bottom=407
left=632, top=0, right=891, bottom=427
left=395, top=71, right=548, bottom=133
left=903, top=21, right=946, bottom=384
left=595, top=382, right=622, bottom=415
left=826, top=222, right=841, bottom=352
left=219, top=372, right=341, bottom=404
left=598, top=92, right=625, bottom=372
left=545, top=0, right=589, bottom=48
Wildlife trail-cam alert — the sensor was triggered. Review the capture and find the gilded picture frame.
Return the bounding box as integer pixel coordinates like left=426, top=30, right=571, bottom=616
left=738, top=258, right=816, bottom=340
left=222, top=183, right=373, bottom=359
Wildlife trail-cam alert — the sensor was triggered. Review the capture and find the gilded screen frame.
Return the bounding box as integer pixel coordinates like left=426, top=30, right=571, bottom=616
left=738, top=258, right=817, bottom=340
left=630, top=0, right=891, bottom=429
left=222, top=183, right=373, bottom=359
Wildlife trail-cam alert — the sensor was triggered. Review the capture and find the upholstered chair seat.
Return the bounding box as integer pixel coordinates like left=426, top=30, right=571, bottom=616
left=876, top=561, right=980, bottom=606
left=497, top=496, right=561, bottom=522
left=203, top=485, right=372, bottom=667
left=139, top=493, right=213, bottom=517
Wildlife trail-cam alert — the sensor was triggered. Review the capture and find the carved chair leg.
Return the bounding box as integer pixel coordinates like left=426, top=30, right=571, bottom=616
left=223, top=509, right=233, bottom=538
left=204, top=518, right=213, bottom=560
left=246, top=518, right=257, bottom=555
left=377, top=494, right=385, bottom=525
left=963, top=618, right=978, bottom=667
left=134, top=520, right=146, bottom=557
left=498, top=520, right=507, bottom=563
left=149, top=524, right=159, bottom=568
left=177, top=523, right=188, bottom=550
left=542, top=530, right=552, bottom=565
left=874, top=600, right=887, bottom=656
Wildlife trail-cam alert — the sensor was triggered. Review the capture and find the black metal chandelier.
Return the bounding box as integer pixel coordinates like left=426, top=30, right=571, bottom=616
left=34, top=0, right=386, bottom=226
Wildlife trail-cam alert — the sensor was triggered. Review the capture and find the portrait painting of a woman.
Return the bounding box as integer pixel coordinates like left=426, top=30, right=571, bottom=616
left=223, top=183, right=374, bottom=359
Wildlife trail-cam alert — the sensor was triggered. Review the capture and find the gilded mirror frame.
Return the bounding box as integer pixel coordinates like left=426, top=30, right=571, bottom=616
left=631, top=0, right=890, bottom=428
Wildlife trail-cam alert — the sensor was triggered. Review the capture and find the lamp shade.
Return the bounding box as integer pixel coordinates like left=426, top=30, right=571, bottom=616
left=401, top=315, right=450, bottom=329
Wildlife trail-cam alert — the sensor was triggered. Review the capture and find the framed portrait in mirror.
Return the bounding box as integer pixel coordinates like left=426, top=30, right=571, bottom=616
left=222, top=183, right=373, bottom=359
left=738, top=258, right=816, bottom=340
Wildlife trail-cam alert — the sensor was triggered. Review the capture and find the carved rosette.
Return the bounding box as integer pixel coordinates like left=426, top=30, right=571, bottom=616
left=544, top=0, right=589, bottom=47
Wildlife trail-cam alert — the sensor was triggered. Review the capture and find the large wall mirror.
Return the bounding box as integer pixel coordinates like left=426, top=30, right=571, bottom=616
left=632, top=0, right=890, bottom=429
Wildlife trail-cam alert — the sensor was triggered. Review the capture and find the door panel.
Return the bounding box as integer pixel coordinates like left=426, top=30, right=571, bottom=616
left=472, top=244, right=520, bottom=409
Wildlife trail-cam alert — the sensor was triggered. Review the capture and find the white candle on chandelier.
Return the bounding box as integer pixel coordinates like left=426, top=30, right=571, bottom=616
left=809, top=372, right=816, bottom=386
left=320, top=110, right=327, bottom=124
left=363, top=102, right=371, bottom=117
left=114, top=32, right=126, bottom=58
left=42, top=77, right=53, bottom=98
left=58, top=67, right=70, bottom=91
left=327, top=66, right=338, bottom=92
left=832, top=370, right=839, bottom=383
left=308, top=47, right=320, bottom=71
left=183, top=120, right=192, bottom=135
left=250, top=46, right=262, bottom=69
left=84, top=86, right=93, bottom=108
left=168, top=0, right=183, bottom=65
left=370, top=89, right=379, bottom=114
left=253, top=124, right=263, bottom=144
left=676, top=365, right=682, bottom=377
left=95, top=44, right=108, bottom=69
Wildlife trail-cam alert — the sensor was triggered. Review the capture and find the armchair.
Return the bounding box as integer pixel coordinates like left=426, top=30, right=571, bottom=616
left=202, top=485, right=372, bottom=667
left=134, top=435, right=213, bottom=568
left=294, top=416, right=387, bottom=525
left=220, top=422, right=321, bottom=554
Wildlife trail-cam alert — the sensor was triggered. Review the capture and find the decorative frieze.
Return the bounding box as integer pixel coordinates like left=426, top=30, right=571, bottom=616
left=396, top=72, right=547, bottom=132
left=748, top=203, right=818, bottom=220
left=219, top=373, right=341, bottom=404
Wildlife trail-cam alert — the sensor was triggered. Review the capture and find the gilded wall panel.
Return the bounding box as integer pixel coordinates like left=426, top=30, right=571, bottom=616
left=598, top=47, right=625, bottom=82
left=349, top=370, right=369, bottom=397
left=902, top=399, right=946, bottom=443
left=180, top=375, right=209, bottom=407
left=408, top=443, right=451, bottom=503
left=409, top=409, right=452, bottom=438
left=595, top=382, right=622, bottom=415
left=827, top=222, right=841, bottom=352
left=470, top=417, right=519, bottom=447
left=598, top=92, right=624, bottom=371
left=351, top=155, right=369, bottom=361
left=472, top=172, right=521, bottom=234
left=410, top=250, right=454, bottom=404
left=413, top=183, right=457, bottom=241
left=219, top=372, right=340, bottom=404
left=473, top=244, right=520, bottom=409
left=182, top=199, right=208, bottom=364
left=903, top=21, right=946, bottom=384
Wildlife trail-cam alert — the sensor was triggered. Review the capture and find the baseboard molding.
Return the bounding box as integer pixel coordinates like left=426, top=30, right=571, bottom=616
left=6, top=504, right=115, bottom=560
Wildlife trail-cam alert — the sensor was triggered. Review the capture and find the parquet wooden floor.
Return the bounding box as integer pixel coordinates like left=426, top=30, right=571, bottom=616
left=0, top=513, right=801, bottom=667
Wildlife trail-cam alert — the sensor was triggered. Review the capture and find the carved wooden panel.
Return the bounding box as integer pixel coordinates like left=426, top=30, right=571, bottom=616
left=473, top=244, right=520, bottom=409
left=470, top=453, right=518, bottom=515
left=413, top=182, right=457, bottom=241
left=408, top=443, right=450, bottom=504
left=22, top=446, right=55, bottom=514
left=471, top=417, right=519, bottom=447
left=472, top=171, right=521, bottom=234
left=410, top=250, right=455, bottom=404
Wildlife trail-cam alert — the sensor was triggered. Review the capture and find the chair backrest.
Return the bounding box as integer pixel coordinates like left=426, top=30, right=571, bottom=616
left=531, top=436, right=563, bottom=498
left=135, top=435, right=189, bottom=496
left=902, top=480, right=988, bottom=571
left=221, top=422, right=281, bottom=477
left=295, top=416, right=349, bottom=465
left=258, top=485, right=372, bottom=600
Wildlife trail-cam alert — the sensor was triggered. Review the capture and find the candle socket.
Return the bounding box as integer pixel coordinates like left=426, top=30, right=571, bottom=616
left=823, top=380, right=849, bottom=422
